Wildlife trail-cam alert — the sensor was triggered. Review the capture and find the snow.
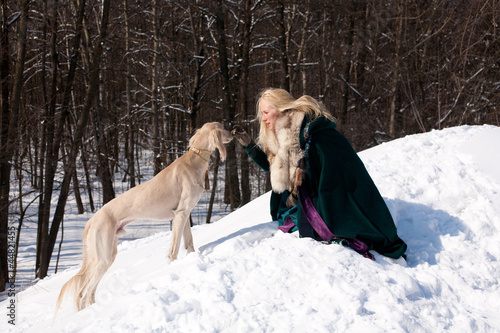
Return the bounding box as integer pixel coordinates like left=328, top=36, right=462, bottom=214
left=2, top=125, right=500, bottom=332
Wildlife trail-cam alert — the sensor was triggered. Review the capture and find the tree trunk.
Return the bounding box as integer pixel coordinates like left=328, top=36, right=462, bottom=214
left=123, top=0, right=135, bottom=188
left=92, top=106, right=115, bottom=204
left=389, top=0, right=403, bottom=137
left=0, top=0, right=29, bottom=291
left=73, top=167, right=84, bottom=214
left=0, top=0, right=11, bottom=292
left=277, top=1, right=290, bottom=91
left=187, top=3, right=204, bottom=132
left=152, top=0, right=162, bottom=175
left=214, top=0, right=240, bottom=210
left=290, top=2, right=310, bottom=94
left=239, top=0, right=253, bottom=205
left=80, top=147, right=95, bottom=212
left=38, top=0, right=59, bottom=274
left=339, top=9, right=355, bottom=130
left=36, top=0, right=49, bottom=273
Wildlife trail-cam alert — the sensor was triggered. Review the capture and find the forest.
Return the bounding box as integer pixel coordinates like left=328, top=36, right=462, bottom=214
left=1, top=0, right=498, bottom=291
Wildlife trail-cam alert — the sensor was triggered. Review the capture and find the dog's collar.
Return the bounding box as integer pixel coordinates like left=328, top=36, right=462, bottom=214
left=189, top=147, right=211, bottom=161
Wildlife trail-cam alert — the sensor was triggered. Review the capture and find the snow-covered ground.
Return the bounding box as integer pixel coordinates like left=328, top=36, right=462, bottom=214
left=2, top=125, right=500, bottom=332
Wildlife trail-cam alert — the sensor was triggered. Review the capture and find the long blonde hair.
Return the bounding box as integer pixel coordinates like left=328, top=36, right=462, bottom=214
left=256, top=88, right=334, bottom=143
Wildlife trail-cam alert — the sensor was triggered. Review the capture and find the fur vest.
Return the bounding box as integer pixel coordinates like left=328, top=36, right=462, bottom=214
left=259, top=111, right=305, bottom=194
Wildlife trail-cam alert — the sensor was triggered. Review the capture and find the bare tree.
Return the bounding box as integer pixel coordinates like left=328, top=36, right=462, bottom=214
left=38, top=0, right=112, bottom=279
left=0, top=0, right=30, bottom=292
left=37, top=0, right=60, bottom=276
left=152, top=0, right=162, bottom=175
left=123, top=0, right=136, bottom=188
left=276, top=1, right=290, bottom=91
left=234, top=0, right=256, bottom=205
left=214, top=0, right=241, bottom=210
left=36, top=0, right=87, bottom=277
left=389, top=0, right=404, bottom=137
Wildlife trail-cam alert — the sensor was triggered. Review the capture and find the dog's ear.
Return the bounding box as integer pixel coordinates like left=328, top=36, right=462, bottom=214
left=209, top=128, right=227, bottom=161
left=189, top=128, right=200, bottom=147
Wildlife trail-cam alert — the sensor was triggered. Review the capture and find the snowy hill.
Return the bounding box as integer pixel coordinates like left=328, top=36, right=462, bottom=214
left=2, top=125, right=500, bottom=332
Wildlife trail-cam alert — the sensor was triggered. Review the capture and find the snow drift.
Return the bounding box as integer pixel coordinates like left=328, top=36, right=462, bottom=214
left=2, top=125, right=500, bottom=332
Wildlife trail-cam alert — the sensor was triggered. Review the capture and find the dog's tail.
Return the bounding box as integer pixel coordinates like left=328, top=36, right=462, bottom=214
left=55, top=270, right=85, bottom=315
left=54, top=224, right=92, bottom=317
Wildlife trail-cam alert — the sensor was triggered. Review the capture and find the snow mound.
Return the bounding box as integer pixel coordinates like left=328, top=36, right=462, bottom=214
left=2, top=125, right=500, bottom=332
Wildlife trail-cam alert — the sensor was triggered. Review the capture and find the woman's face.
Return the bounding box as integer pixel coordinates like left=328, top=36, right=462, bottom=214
left=259, top=98, right=280, bottom=131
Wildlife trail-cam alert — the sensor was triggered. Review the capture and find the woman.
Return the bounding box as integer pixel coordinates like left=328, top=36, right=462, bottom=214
left=232, top=88, right=407, bottom=260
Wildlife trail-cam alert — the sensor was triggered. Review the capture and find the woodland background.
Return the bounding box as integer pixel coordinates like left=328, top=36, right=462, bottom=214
left=0, top=0, right=498, bottom=291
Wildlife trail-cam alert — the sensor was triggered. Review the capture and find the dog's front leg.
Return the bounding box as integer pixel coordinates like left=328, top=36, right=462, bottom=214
left=183, top=221, right=195, bottom=253
left=169, top=209, right=190, bottom=262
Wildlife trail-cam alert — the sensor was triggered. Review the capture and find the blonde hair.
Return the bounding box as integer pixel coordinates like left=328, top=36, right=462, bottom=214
left=255, top=88, right=334, bottom=141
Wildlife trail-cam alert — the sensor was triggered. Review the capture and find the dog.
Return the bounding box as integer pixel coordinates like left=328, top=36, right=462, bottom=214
left=55, top=122, right=232, bottom=312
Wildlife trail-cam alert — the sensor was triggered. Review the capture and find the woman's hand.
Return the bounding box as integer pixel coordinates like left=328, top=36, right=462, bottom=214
left=231, top=125, right=251, bottom=147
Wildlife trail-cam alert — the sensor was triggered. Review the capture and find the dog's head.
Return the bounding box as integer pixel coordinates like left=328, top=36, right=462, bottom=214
left=190, top=122, right=233, bottom=161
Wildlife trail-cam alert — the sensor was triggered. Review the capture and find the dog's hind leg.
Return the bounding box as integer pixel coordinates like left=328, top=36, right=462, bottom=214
left=79, top=220, right=118, bottom=309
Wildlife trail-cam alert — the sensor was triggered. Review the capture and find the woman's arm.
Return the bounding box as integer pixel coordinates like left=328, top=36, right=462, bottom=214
left=243, top=141, right=270, bottom=172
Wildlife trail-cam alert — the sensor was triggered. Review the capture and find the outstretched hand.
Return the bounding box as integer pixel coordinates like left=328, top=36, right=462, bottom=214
left=231, top=125, right=251, bottom=147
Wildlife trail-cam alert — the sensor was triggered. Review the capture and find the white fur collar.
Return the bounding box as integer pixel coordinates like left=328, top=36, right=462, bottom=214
left=259, top=111, right=305, bottom=193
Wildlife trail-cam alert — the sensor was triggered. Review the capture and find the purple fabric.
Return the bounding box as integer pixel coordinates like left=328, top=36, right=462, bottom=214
left=278, top=216, right=296, bottom=233
left=298, top=185, right=375, bottom=260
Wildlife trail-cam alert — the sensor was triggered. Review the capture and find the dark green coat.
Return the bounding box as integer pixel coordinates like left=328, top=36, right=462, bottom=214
left=244, top=116, right=407, bottom=259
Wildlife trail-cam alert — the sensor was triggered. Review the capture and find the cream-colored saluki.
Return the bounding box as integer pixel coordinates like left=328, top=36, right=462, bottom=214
left=56, top=122, right=232, bottom=312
